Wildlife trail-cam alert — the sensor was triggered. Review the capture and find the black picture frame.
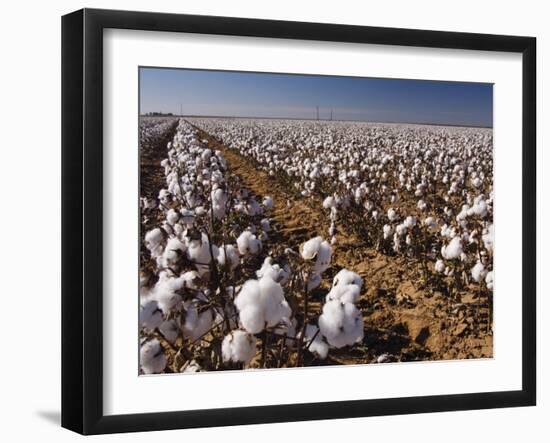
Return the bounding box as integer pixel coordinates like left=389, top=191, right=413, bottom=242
left=61, top=8, right=536, bottom=435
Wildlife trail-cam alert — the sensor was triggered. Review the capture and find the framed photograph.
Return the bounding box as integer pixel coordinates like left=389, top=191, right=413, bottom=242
left=61, top=8, right=536, bottom=435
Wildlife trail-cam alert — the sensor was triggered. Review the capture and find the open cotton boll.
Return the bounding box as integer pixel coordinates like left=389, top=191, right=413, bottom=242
left=434, top=259, right=445, bottom=273
left=181, top=270, right=202, bottom=290
left=180, top=208, right=195, bottom=227
left=262, top=196, right=273, bottom=210
left=471, top=261, right=487, bottom=283
left=260, top=218, right=271, bottom=233
left=301, top=324, right=329, bottom=359
left=182, top=360, right=202, bottom=373
left=322, top=196, right=336, bottom=209
left=182, top=307, right=214, bottom=341
left=404, top=215, right=417, bottom=228
left=441, top=236, right=463, bottom=260
left=325, top=283, right=361, bottom=304
left=312, top=240, right=332, bottom=274
left=159, top=319, right=180, bottom=343
left=139, top=299, right=163, bottom=331
left=485, top=271, right=494, bottom=290
left=256, top=257, right=290, bottom=285
left=318, top=300, right=364, bottom=348
left=159, top=237, right=187, bottom=268
left=307, top=273, right=322, bottom=291
left=215, top=244, right=240, bottom=271
left=246, top=198, right=263, bottom=216
left=140, top=339, right=167, bottom=374
left=383, top=224, right=393, bottom=239
left=234, top=276, right=291, bottom=334
left=333, top=269, right=363, bottom=289
left=236, top=230, right=262, bottom=256
left=144, top=228, right=164, bottom=257
left=222, top=330, right=257, bottom=365
left=300, top=236, right=323, bottom=260
left=166, top=208, right=180, bottom=225
left=387, top=208, right=398, bottom=222
left=153, top=272, right=185, bottom=314
left=187, top=233, right=212, bottom=276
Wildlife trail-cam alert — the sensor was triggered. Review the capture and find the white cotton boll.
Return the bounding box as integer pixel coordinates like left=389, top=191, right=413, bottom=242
left=329, top=223, right=336, bottom=237
left=485, top=271, right=494, bottom=290
left=180, top=208, right=195, bottom=227
left=383, top=224, right=393, bottom=239
left=181, top=270, right=202, bottom=290
left=159, top=319, right=179, bottom=343
left=260, top=218, right=271, bottom=232
left=307, top=273, right=322, bottom=291
left=173, top=223, right=185, bottom=236
left=246, top=198, right=263, bottom=216
left=222, top=330, right=257, bottom=365
left=318, top=300, right=364, bottom=348
left=326, top=284, right=361, bottom=304
left=216, top=244, right=240, bottom=271
left=387, top=208, right=398, bottom=221
left=434, top=259, right=445, bottom=273
left=302, top=324, right=329, bottom=359
left=404, top=215, right=417, bottom=228
left=145, top=228, right=164, bottom=257
left=333, top=269, right=363, bottom=289
left=472, top=177, right=483, bottom=188
left=313, top=240, right=332, bottom=274
left=182, top=308, right=214, bottom=341
left=140, top=339, right=167, bottom=374
left=236, top=230, right=262, bottom=256
left=441, top=236, right=463, bottom=260
left=166, top=208, right=180, bottom=225
left=417, top=200, right=427, bottom=211
left=153, top=273, right=185, bottom=314
left=405, top=234, right=413, bottom=246
left=395, top=223, right=407, bottom=237
left=195, top=206, right=206, bottom=216
left=256, top=257, right=290, bottom=285
left=182, top=360, right=202, bottom=373
left=300, top=236, right=323, bottom=260
left=187, top=233, right=212, bottom=277
left=159, top=237, right=187, bottom=268
left=471, top=261, right=487, bottom=283
left=234, top=277, right=291, bottom=334
left=140, top=300, right=163, bottom=330
left=263, top=196, right=273, bottom=209
left=423, top=217, right=437, bottom=230
left=323, top=196, right=336, bottom=209
left=482, top=224, right=494, bottom=252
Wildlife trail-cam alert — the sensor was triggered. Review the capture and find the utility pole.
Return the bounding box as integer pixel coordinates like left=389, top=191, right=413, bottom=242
left=316, top=105, right=319, bottom=121
left=180, top=104, right=183, bottom=116
left=330, top=108, right=333, bottom=121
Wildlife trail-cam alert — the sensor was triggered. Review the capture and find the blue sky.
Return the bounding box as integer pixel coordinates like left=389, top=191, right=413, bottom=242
left=140, top=67, right=493, bottom=127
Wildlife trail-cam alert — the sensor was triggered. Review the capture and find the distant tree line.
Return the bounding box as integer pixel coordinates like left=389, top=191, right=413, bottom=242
left=145, top=112, right=174, bottom=116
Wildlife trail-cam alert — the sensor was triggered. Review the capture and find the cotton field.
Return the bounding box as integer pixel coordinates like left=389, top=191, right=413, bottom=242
left=139, top=117, right=494, bottom=374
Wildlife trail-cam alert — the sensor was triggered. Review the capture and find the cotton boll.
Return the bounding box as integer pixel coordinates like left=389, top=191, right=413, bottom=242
left=485, top=271, right=494, bottom=290
left=216, top=244, right=240, bottom=271
left=159, top=237, right=187, bottom=269
left=236, top=230, right=262, bottom=256
left=181, top=270, right=202, bottom=290
left=140, top=339, right=167, bottom=374
left=182, top=360, right=202, bottom=373
left=222, top=330, right=257, bottom=365
left=260, top=218, right=271, bottom=232
left=383, top=224, right=393, bottom=239
left=404, top=215, right=417, bottom=228
left=234, top=277, right=291, bottom=334
left=312, top=240, right=332, bottom=274
left=332, top=269, right=363, bottom=289
left=159, top=319, right=180, bottom=343
left=307, top=273, right=322, bottom=291
left=182, top=307, right=214, bottom=341
left=325, top=283, right=361, bottom=304
left=441, top=236, right=463, bottom=260
left=387, top=208, right=398, bottom=222
left=300, top=236, right=323, bottom=260
left=140, top=299, right=163, bottom=331
left=417, top=200, right=427, bottom=211
left=145, top=228, right=164, bottom=257
left=471, top=261, right=487, bottom=283
left=434, top=259, right=445, bottom=273
left=318, top=300, right=364, bottom=348
left=187, top=233, right=212, bottom=276
left=180, top=208, right=195, bottom=227
left=153, top=273, right=185, bottom=314
left=302, top=324, right=329, bottom=359
left=263, top=196, right=273, bottom=210
left=166, top=208, right=180, bottom=225
left=322, top=196, right=336, bottom=209
left=256, top=257, right=290, bottom=285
